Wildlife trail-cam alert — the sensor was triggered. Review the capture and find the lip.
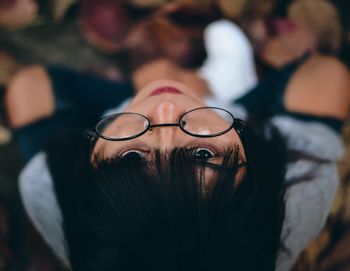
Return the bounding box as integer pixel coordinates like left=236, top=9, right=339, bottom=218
left=150, top=86, right=183, bottom=96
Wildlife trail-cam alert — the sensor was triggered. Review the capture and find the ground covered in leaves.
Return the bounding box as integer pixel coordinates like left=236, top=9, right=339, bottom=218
left=1, top=0, right=350, bottom=270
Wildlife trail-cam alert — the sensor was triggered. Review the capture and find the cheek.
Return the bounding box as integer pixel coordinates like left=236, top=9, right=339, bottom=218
left=92, top=139, right=105, bottom=160
left=200, top=164, right=246, bottom=194
left=235, top=166, right=247, bottom=186
left=221, top=130, right=245, bottom=152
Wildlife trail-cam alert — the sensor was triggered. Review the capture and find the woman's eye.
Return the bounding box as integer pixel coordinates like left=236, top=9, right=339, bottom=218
left=193, top=148, right=215, bottom=160
left=121, top=150, right=145, bottom=159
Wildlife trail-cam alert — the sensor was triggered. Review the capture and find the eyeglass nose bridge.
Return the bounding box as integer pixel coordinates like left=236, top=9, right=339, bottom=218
left=147, top=123, right=180, bottom=134
left=149, top=123, right=179, bottom=128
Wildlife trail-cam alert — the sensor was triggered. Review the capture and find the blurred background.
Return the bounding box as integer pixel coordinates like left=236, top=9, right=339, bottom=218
left=0, top=0, right=350, bottom=270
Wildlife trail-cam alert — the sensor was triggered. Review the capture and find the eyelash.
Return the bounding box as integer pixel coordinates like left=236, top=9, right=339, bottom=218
left=119, top=144, right=224, bottom=158
left=187, top=144, right=223, bottom=157
left=116, top=143, right=150, bottom=158
left=121, top=149, right=146, bottom=157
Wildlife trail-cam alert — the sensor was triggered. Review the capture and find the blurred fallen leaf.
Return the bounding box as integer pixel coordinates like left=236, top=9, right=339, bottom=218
left=126, top=0, right=169, bottom=9
left=0, top=127, right=11, bottom=145
left=124, top=17, right=206, bottom=69
left=52, top=0, right=78, bottom=22
left=157, top=0, right=214, bottom=28
left=0, top=52, right=22, bottom=85
left=319, top=232, right=350, bottom=271
left=0, top=0, right=38, bottom=30
left=216, top=0, right=247, bottom=19
left=217, top=0, right=275, bottom=20
left=79, top=0, right=129, bottom=52
left=288, top=0, right=342, bottom=53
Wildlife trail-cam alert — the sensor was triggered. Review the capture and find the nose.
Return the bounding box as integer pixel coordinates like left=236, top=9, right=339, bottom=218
left=151, top=100, right=183, bottom=124
left=148, top=101, right=184, bottom=147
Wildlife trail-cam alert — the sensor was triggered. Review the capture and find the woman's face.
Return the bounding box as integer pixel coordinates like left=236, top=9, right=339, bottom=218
left=93, top=79, right=245, bottom=162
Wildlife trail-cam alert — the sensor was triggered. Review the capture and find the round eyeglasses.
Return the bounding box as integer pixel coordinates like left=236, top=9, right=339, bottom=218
left=85, top=107, right=245, bottom=143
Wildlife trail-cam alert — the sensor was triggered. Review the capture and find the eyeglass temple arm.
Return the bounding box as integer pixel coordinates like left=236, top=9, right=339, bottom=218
left=233, top=119, right=245, bottom=134
left=84, top=129, right=98, bottom=142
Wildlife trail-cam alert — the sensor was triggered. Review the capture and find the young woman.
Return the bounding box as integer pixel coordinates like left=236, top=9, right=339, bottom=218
left=6, top=23, right=349, bottom=271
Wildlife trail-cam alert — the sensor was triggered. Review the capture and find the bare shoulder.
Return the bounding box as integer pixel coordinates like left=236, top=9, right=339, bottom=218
left=308, top=55, right=350, bottom=107
left=285, top=55, right=350, bottom=119
left=5, top=65, right=55, bottom=128
left=9, top=65, right=49, bottom=85
left=309, top=55, right=349, bottom=83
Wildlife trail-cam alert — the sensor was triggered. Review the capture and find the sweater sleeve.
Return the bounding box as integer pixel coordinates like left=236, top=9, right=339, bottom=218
left=18, top=152, right=68, bottom=265
left=272, top=116, right=344, bottom=271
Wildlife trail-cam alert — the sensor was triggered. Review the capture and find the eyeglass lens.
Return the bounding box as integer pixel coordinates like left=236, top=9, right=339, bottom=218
left=96, top=113, right=149, bottom=139
left=180, top=108, right=234, bottom=136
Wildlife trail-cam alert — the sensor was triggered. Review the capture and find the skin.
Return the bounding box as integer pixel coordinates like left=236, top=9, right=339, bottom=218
left=5, top=65, right=55, bottom=128
left=284, top=55, right=350, bottom=119
left=92, top=78, right=245, bottom=160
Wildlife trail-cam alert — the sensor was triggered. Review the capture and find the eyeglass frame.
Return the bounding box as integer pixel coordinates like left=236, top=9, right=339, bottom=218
left=84, top=107, right=246, bottom=145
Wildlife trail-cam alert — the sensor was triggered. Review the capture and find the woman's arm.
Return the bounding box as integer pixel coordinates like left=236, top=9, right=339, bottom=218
left=284, top=54, right=350, bottom=120
left=5, top=65, right=134, bottom=129
left=5, top=65, right=133, bottom=160
left=5, top=65, right=55, bottom=128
